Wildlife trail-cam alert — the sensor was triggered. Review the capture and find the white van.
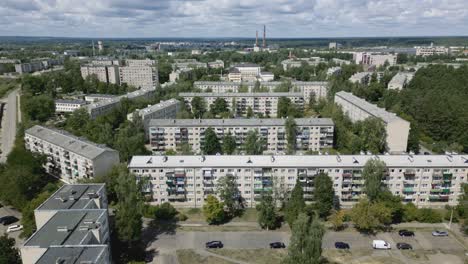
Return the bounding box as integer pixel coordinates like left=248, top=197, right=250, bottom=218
left=372, top=240, right=391, bottom=249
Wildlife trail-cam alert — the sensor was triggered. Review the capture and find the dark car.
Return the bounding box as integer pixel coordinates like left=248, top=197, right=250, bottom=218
left=206, top=241, right=223, bottom=248
left=270, top=242, right=286, bottom=249
left=0, top=216, right=19, bottom=225
left=398, top=230, right=415, bottom=237
left=335, top=242, right=350, bottom=249
left=396, top=242, right=413, bottom=250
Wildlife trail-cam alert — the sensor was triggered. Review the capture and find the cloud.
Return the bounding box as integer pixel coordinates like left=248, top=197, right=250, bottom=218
left=0, top=0, right=467, bottom=37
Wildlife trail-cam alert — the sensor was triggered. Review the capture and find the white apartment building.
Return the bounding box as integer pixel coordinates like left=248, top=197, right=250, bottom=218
left=193, top=81, right=328, bottom=102
left=128, top=154, right=468, bottom=208
left=24, top=125, right=120, bottom=183
left=119, top=65, right=157, bottom=89
left=55, top=99, right=87, bottom=113
left=172, top=59, right=207, bottom=71
left=415, top=44, right=449, bottom=56
left=86, top=88, right=156, bottom=119
left=387, top=72, right=415, bottom=90
left=228, top=63, right=274, bottom=82
left=21, top=184, right=110, bottom=264
left=80, top=64, right=120, bottom=84
left=148, top=118, right=334, bottom=154
left=127, top=99, right=181, bottom=128
left=180, top=92, right=304, bottom=117
left=349, top=72, right=371, bottom=84
left=353, top=52, right=397, bottom=67
left=335, top=91, right=410, bottom=153
left=84, top=94, right=117, bottom=103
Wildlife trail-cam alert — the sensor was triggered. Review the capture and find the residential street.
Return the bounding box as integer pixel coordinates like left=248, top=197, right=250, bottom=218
left=0, top=88, right=20, bottom=163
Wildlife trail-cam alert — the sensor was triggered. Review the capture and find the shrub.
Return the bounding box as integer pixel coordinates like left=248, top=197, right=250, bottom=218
left=154, top=202, right=178, bottom=221
left=177, top=213, right=188, bottom=221
left=416, top=208, right=443, bottom=223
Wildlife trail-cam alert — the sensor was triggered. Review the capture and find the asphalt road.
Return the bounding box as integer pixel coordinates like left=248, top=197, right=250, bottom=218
left=0, top=88, right=19, bottom=163
left=0, top=205, right=24, bottom=247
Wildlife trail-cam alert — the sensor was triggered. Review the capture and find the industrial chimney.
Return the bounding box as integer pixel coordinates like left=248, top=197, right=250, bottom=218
left=262, top=25, right=266, bottom=48
left=255, top=31, right=258, bottom=47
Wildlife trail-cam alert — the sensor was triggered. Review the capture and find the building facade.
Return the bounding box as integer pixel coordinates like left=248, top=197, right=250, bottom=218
left=148, top=118, right=334, bottom=154
left=335, top=91, right=410, bottom=153
left=227, top=63, right=274, bottom=82
left=128, top=154, right=468, bottom=208
left=415, top=45, right=449, bottom=56
left=353, top=52, right=397, bottom=66
left=180, top=92, right=304, bottom=117
left=24, top=125, right=120, bottom=183
left=21, top=184, right=111, bottom=264
left=127, top=99, right=181, bottom=128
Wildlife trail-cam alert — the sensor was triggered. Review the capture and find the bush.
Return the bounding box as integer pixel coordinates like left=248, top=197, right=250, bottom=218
left=402, top=203, right=418, bottom=222
left=154, top=202, right=178, bottom=221
left=416, top=208, right=443, bottom=223
left=177, top=213, right=188, bottom=221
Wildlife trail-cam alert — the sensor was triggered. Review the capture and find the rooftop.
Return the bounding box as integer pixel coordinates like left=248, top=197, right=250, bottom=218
left=55, top=99, right=87, bottom=105
left=129, top=154, right=468, bottom=169
left=335, top=91, right=408, bottom=124
left=136, top=99, right=180, bottom=116
left=25, top=125, right=117, bottom=159
left=24, top=210, right=106, bottom=247
left=149, top=118, right=334, bottom=127
left=35, top=246, right=108, bottom=264
left=85, top=94, right=117, bottom=98
left=232, top=63, right=260, bottom=68
left=37, top=184, right=105, bottom=211
left=180, top=92, right=303, bottom=97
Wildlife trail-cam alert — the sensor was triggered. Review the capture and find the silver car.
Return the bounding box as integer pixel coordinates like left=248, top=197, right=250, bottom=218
left=432, top=230, right=449, bottom=236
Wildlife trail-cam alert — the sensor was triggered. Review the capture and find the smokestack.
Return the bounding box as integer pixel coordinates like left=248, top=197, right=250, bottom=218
left=255, top=31, right=258, bottom=47
left=263, top=25, right=266, bottom=48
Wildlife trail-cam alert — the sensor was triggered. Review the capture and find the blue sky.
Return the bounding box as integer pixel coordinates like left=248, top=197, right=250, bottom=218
left=1, top=0, right=468, bottom=38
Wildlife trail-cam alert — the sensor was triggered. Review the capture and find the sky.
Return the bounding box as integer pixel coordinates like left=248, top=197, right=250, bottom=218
left=1, top=0, right=468, bottom=38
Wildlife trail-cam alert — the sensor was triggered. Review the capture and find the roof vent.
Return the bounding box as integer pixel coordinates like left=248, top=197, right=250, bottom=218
left=70, top=189, right=77, bottom=195
left=336, top=155, right=341, bottom=163
left=360, top=151, right=365, bottom=155
left=352, top=157, right=359, bottom=164
left=162, top=156, right=168, bottom=162
left=271, top=155, right=275, bottom=162
left=461, top=157, right=468, bottom=163
left=200, top=155, right=206, bottom=162
left=247, top=158, right=252, bottom=163
left=58, top=196, right=68, bottom=203
left=57, top=226, right=71, bottom=232
left=146, top=157, right=153, bottom=164
left=87, top=192, right=99, bottom=199
left=55, top=258, right=66, bottom=264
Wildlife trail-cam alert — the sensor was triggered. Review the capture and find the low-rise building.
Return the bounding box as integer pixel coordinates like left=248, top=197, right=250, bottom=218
left=55, top=99, right=87, bottom=113
left=281, top=57, right=326, bottom=70
left=128, top=154, right=468, bottom=208
left=326, top=67, right=342, bottom=78
left=180, top=92, right=303, bottom=117
left=127, top=99, right=180, bottom=128
left=148, top=118, right=334, bottom=154
left=415, top=44, right=449, bottom=56
left=84, top=94, right=117, bottom=103
left=21, top=184, right=111, bottom=264
left=387, top=72, right=414, bottom=90
left=207, top=60, right=225, bottom=69
left=332, top=58, right=351, bottom=65
left=335, top=91, right=410, bottom=153
left=173, top=59, right=207, bottom=71
left=24, top=125, right=120, bottom=183
left=227, top=63, right=274, bottom=82
left=15, top=58, right=63, bottom=74
left=349, top=72, right=371, bottom=84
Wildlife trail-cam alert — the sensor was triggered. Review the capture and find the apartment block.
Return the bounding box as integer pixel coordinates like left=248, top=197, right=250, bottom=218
left=127, top=99, right=181, bottom=128
left=128, top=154, right=468, bottom=208
left=24, top=125, right=120, bottom=183
left=55, top=99, right=87, bottom=113
left=353, top=52, right=397, bottom=66
left=193, top=81, right=328, bottom=101
left=334, top=91, right=410, bottom=153
left=387, top=72, right=414, bottom=90
left=148, top=118, right=334, bottom=154
left=15, top=58, right=63, bottom=74
left=21, top=184, right=111, bottom=264
left=281, top=57, right=326, bottom=70
left=173, top=59, right=208, bottom=71
left=180, top=92, right=304, bottom=117
left=80, top=64, right=120, bottom=84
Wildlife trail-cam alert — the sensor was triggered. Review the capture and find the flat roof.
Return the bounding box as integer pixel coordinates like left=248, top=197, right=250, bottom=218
left=55, top=99, right=87, bottom=105
left=85, top=94, right=117, bottom=98
left=179, top=92, right=303, bottom=97
left=137, top=99, right=180, bottom=115
left=25, top=125, right=117, bottom=159
left=24, top=210, right=106, bottom=247
left=233, top=63, right=260, bottom=68
left=35, top=246, right=108, bottom=264
left=149, top=118, right=334, bottom=128
left=335, top=91, right=408, bottom=124
left=129, top=154, right=468, bottom=169
left=37, top=184, right=105, bottom=211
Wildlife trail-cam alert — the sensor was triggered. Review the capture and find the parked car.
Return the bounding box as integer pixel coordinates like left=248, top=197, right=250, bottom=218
left=6, top=224, right=23, bottom=233
left=398, top=230, right=415, bottom=237
left=372, top=240, right=391, bottom=249
left=206, top=241, right=223, bottom=248
left=0, top=216, right=19, bottom=225
left=269, top=242, right=286, bottom=249
left=432, top=230, right=449, bottom=237
left=335, top=242, right=350, bottom=249
left=396, top=242, right=413, bottom=250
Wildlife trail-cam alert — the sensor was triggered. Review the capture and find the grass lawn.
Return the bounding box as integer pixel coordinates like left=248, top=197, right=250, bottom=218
left=177, top=225, right=262, bottom=232
left=176, top=249, right=235, bottom=264
left=178, top=208, right=259, bottom=223
left=206, top=248, right=287, bottom=264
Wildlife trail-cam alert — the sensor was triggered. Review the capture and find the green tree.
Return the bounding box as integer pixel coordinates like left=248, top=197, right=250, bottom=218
left=350, top=198, right=392, bottom=232
left=203, top=195, right=225, bottom=224
left=362, top=159, right=387, bottom=202
left=355, top=118, right=387, bottom=153
left=210, top=98, right=228, bottom=116
left=114, top=121, right=148, bottom=162
left=246, top=106, right=254, bottom=118
left=153, top=202, right=178, bottom=221
left=191, top=96, right=206, bottom=118
left=305, top=218, right=324, bottom=263
left=22, top=94, right=55, bottom=122
left=285, top=180, right=305, bottom=227
left=284, top=213, right=310, bottom=264
left=0, top=235, right=21, bottom=264
left=328, top=210, right=345, bottom=231
left=222, top=132, right=237, bottom=155
left=114, top=165, right=143, bottom=245
left=243, top=130, right=266, bottom=155
left=256, top=192, right=278, bottom=230
left=217, top=173, right=241, bottom=216
left=285, top=117, right=297, bottom=154
left=202, top=127, right=221, bottom=155
left=277, top=97, right=292, bottom=118
left=402, top=202, right=419, bottom=222
left=65, top=108, right=90, bottom=135
left=313, top=173, right=335, bottom=218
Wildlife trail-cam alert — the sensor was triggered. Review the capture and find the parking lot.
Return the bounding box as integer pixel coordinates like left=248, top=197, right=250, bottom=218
left=0, top=204, right=24, bottom=247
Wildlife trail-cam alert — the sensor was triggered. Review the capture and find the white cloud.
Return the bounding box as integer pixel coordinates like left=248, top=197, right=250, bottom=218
left=0, top=0, right=467, bottom=37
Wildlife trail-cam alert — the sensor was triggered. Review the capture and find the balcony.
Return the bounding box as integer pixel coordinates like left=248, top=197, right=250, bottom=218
left=430, top=189, right=443, bottom=194
left=343, top=173, right=352, bottom=178
left=404, top=195, right=413, bottom=200
left=403, top=187, right=414, bottom=193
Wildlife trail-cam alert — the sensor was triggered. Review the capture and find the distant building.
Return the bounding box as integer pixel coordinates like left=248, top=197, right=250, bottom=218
left=191, top=50, right=201, bottom=55
left=353, top=52, right=397, bottom=67
left=24, top=125, right=120, bottom=183
left=349, top=72, right=371, bottom=84
left=63, top=50, right=80, bottom=56
left=326, top=67, right=342, bottom=78
left=172, top=59, right=207, bottom=71
left=21, top=184, right=111, bottom=264
left=415, top=43, right=449, bottom=56
left=127, top=99, right=180, bottom=129
left=148, top=118, right=334, bottom=154
left=207, top=60, right=224, bottom=69
left=84, top=94, right=117, bottom=103
left=332, top=58, right=351, bottom=65
left=281, top=57, right=326, bottom=71
left=335, top=91, right=410, bottom=153
left=55, top=99, right=87, bottom=113
left=227, top=63, right=274, bottom=82
left=97, top=41, right=103, bottom=52
left=180, top=92, right=304, bottom=117
left=387, top=72, right=414, bottom=90
left=80, top=64, right=120, bottom=84
left=15, top=58, right=63, bottom=74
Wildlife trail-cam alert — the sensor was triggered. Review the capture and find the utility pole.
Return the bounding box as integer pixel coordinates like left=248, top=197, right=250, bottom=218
left=449, top=207, right=454, bottom=229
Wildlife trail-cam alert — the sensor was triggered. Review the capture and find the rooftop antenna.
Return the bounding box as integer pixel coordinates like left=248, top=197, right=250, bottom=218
left=262, top=25, right=266, bottom=49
